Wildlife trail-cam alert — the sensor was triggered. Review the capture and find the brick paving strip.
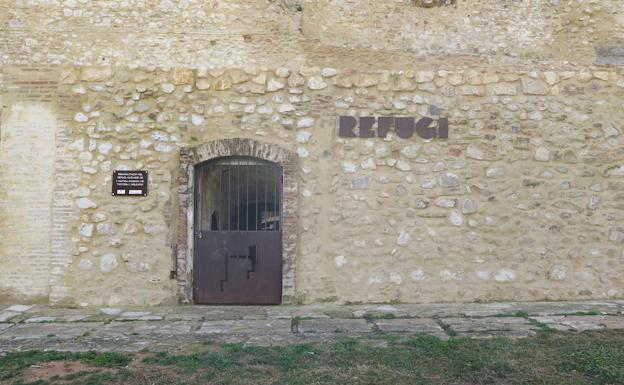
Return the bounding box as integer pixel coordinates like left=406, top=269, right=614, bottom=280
left=0, top=301, right=623, bottom=352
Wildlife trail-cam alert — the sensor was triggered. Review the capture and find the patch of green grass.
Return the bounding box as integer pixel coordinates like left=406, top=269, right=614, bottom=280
left=143, top=350, right=237, bottom=373
left=4, top=330, right=624, bottom=385
left=555, top=332, right=624, bottom=383
left=569, top=311, right=600, bottom=316
left=385, top=334, right=400, bottom=345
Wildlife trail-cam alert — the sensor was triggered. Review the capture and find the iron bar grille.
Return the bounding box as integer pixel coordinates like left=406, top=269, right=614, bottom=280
left=195, top=156, right=283, bottom=233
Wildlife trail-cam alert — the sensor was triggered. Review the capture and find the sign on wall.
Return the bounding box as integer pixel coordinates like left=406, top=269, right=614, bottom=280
left=339, top=116, right=448, bottom=139
left=112, top=170, right=148, bottom=197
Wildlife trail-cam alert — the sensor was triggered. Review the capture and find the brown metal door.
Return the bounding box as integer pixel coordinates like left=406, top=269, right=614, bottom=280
left=193, top=157, right=282, bottom=305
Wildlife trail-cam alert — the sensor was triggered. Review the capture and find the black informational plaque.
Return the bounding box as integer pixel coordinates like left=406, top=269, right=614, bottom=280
left=112, top=170, right=148, bottom=197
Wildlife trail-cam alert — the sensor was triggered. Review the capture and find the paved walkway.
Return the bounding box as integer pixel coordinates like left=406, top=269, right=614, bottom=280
left=1, top=300, right=624, bottom=353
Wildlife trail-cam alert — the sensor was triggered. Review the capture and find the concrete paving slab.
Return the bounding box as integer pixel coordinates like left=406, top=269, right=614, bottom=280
left=164, top=310, right=206, bottom=321
left=24, top=308, right=109, bottom=323
left=322, top=308, right=358, bottom=319
left=242, top=314, right=268, bottom=320
left=400, top=301, right=624, bottom=318
left=599, top=316, right=624, bottom=329
left=297, top=319, right=373, bottom=334
left=462, top=303, right=522, bottom=317
left=120, top=311, right=152, bottom=318
left=456, top=329, right=539, bottom=339
left=353, top=305, right=409, bottom=318
left=200, top=310, right=242, bottom=321
left=93, top=321, right=197, bottom=337
left=295, top=313, right=331, bottom=319
left=401, top=303, right=482, bottom=318
left=0, top=322, right=104, bottom=340
left=272, top=305, right=334, bottom=320
left=59, top=315, right=92, bottom=322
left=442, top=317, right=538, bottom=337
left=4, top=305, right=33, bottom=313
left=17, top=305, right=98, bottom=322
left=245, top=334, right=309, bottom=346
left=0, top=338, right=154, bottom=353
left=100, top=308, right=123, bottom=316
left=375, top=318, right=448, bottom=339
left=559, top=316, right=607, bottom=331
left=442, top=317, right=535, bottom=331
left=126, top=321, right=197, bottom=335
left=519, top=301, right=621, bottom=316
left=531, top=315, right=606, bottom=331
left=118, top=311, right=164, bottom=321
left=266, top=308, right=295, bottom=319
left=25, top=317, right=57, bottom=323
left=197, top=308, right=267, bottom=320
left=0, top=312, right=21, bottom=322
left=197, top=320, right=292, bottom=335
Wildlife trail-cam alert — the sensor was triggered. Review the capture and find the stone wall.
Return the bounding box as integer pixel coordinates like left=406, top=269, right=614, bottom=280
left=1, top=64, right=622, bottom=306
left=2, top=0, right=304, bottom=68
left=3, top=1, right=623, bottom=69
left=0, top=0, right=623, bottom=306
left=302, top=0, right=624, bottom=66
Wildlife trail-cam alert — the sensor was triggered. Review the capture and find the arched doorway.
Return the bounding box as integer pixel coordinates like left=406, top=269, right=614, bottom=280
left=193, top=157, right=283, bottom=304
left=176, top=138, right=298, bottom=305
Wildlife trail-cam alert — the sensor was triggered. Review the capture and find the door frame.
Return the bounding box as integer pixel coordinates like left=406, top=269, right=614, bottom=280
left=175, top=138, right=299, bottom=305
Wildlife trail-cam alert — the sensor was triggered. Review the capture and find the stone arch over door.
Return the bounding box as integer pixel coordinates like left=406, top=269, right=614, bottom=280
left=176, top=138, right=298, bottom=304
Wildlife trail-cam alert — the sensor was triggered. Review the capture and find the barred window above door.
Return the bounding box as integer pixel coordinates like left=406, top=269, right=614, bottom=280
left=195, top=157, right=283, bottom=233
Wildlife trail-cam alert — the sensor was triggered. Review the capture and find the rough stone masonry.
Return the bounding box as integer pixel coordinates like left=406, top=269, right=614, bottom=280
left=0, top=0, right=623, bottom=307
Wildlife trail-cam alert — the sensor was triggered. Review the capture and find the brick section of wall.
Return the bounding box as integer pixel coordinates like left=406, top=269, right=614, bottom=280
left=48, top=91, right=82, bottom=304
left=0, top=67, right=59, bottom=301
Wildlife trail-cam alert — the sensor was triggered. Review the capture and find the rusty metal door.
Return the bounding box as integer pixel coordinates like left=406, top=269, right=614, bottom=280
left=193, top=157, right=283, bottom=305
